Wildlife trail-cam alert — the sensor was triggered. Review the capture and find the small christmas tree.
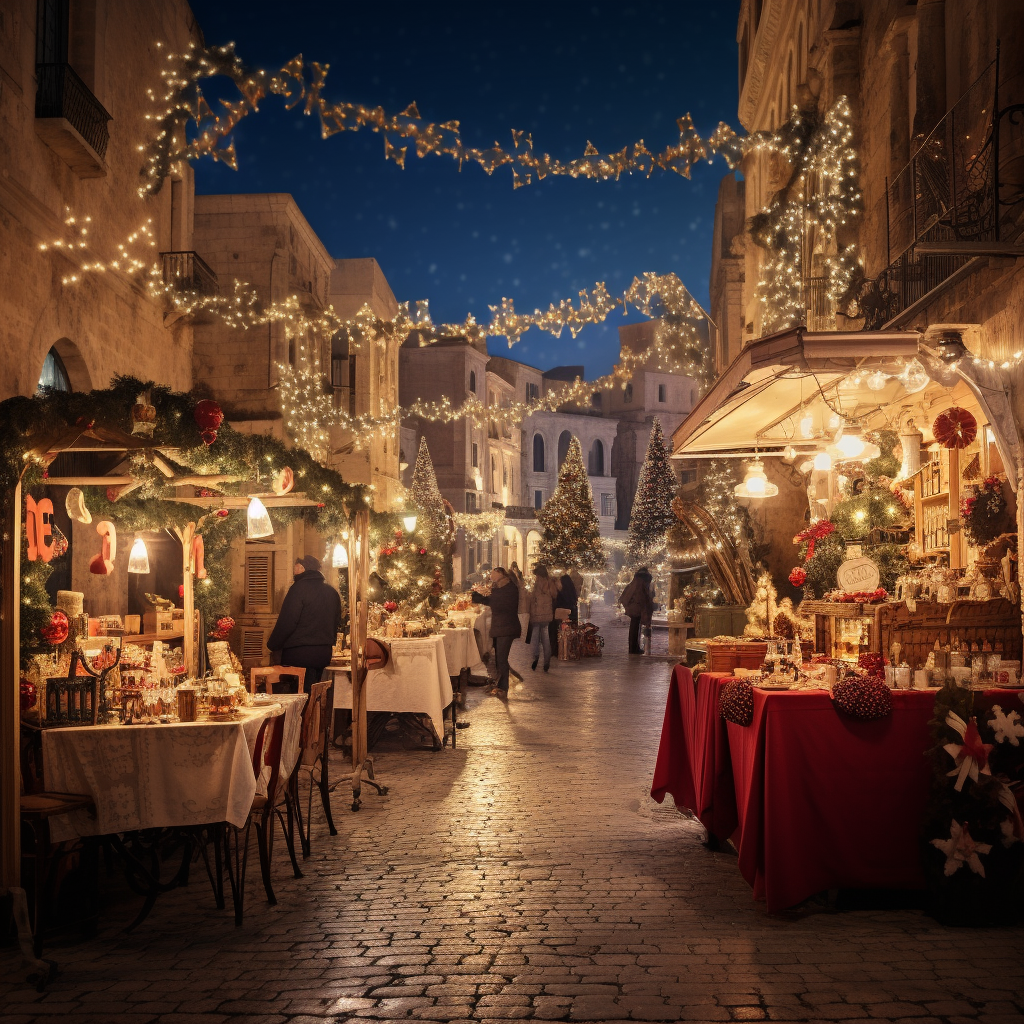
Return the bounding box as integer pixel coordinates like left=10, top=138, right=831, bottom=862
left=627, top=419, right=677, bottom=565
left=410, top=436, right=449, bottom=545
left=538, top=436, right=606, bottom=572
left=697, top=459, right=748, bottom=542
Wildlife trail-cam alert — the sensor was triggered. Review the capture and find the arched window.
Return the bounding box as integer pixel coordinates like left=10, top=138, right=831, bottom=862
left=469, top=370, right=476, bottom=393
left=37, top=347, right=71, bottom=394
left=533, top=433, right=545, bottom=472
left=588, top=439, right=604, bottom=476
left=557, top=431, right=572, bottom=468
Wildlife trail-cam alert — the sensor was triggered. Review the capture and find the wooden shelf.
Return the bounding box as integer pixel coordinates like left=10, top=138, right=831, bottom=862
left=920, top=492, right=951, bottom=505
left=115, top=630, right=184, bottom=645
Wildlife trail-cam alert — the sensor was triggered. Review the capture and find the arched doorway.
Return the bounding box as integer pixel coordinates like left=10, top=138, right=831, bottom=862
left=38, top=339, right=91, bottom=393
left=526, top=529, right=543, bottom=571
left=557, top=430, right=572, bottom=468
left=588, top=438, right=604, bottom=476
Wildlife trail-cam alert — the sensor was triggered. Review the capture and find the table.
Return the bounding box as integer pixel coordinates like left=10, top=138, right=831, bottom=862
left=42, top=700, right=303, bottom=842
left=330, top=635, right=454, bottom=743
left=652, top=666, right=1024, bottom=912
left=440, top=625, right=487, bottom=677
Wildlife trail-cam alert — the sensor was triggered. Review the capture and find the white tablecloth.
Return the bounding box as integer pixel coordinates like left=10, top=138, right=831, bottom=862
left=440, top=625, right=487, bottom=677
left=447, top=607, right=491, bottom=665
left=42, top=700, right=303, bottom=842
left=330, top=635, right=453, bottom=740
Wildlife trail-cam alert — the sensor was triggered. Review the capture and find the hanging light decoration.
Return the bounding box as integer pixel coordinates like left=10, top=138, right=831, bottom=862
left=896, top=420, right=924, bottom=481
left=813, top=452, right=832, bottom=471
left=835, top=434, right=866, bottom=459
left=246, top=496, right=274, bottom=539
left=827, top=412, right=844, bottom=432
left=799, top=414, right=815, bottom=438
left=402, top=513, right=418, bottom=533
left=734, top=458, right=779, bottom=499
left=898, top=359, right=929, bottom=394
left=866, top=370, right=888, bottom=391
left=332, top=542, right=349, bottom=568
left=127, top=536, right=150, bottom=574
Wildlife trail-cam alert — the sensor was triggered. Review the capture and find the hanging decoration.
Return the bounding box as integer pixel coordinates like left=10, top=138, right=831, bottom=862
left=733, top=458, right=779, bottom=499
left=89, top=521, right=117, bottom=575
left=452, top=509, right=506, bottom=542
left=960, top=476, right=1008, bottom=547
left=788, top=566, right=807, bottom=588
left=131, top=389, right=157, bottom=436
left=50, top=524, right=69, bottom=559
left=40, top=610, right=70, bottom=646
left=194, top=398, right=224, bottom=446
left=272, top=466, right=295, bottom=495
left=932, top=407, right=977, bottom=450
left=25, top=495, right=56, bottom=563
left=65, top=487, right=92, bottom=524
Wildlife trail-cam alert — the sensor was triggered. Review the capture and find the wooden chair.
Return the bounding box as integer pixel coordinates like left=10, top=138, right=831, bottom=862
left=218, top=711, right=303, bottom=926
left=289, top=680, right=337, bottom=857
left=250, top=666, right=308, bottom=695
left=19, top=725, right=96, bottom=957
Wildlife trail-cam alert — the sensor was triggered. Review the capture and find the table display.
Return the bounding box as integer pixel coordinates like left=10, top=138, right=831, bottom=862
left=440, top=624, right=487, bottom=677
left=330, top=634, right=454, bottom=744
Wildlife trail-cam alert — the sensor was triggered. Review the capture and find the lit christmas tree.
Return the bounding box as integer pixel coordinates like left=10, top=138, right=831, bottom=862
left=410, top=436, right=448, bottom=545
left=696, top=459, right=748, bottom=541
left=627, top=418, right=677, bottom=565
left=538, top=436, right=606, bottom=572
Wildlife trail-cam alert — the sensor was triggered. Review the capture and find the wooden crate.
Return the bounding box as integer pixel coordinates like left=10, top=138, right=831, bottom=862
left=706, top=641, right=768, bottom=674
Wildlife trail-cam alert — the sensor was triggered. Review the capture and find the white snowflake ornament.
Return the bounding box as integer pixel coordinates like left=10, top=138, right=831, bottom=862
left=931, top=819, right=992, bottom=878
left=988, top=705, right=1024, bottom=747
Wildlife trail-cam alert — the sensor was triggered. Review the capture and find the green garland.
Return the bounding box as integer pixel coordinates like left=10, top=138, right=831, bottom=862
left=1, top=376, right=370, bottom=666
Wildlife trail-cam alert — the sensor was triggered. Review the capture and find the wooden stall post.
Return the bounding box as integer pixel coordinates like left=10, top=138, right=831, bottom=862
left=174, top=522, right=198, bottom=677
left=1, top=483, right=22, bottom=890
left=948, top=447, right=962, bottom=569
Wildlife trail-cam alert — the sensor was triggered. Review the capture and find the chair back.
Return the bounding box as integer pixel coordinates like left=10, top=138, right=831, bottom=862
left=250, top=665, right=307, bottom=695
left=251, top=711, right=286, bottom=808
left=299, top=680, right=331, bottom=769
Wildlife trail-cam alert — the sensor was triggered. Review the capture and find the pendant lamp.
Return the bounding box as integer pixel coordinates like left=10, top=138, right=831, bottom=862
left=734, top=458, right=779, bottom=499
left=246, top=496, right=274, bottom=539
left=402, top=514, right=418, bottom=533
left=332, top=542, right=349, bottom=568
left=813, top=451, right=832, bottom=471
left=127, top=536, right=150, bottom=574
left=896, top=421, right=924, bottom=481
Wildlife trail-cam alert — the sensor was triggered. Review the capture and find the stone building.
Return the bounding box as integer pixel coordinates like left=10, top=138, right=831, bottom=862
left=0, top=0, right=204, bottom=400
left=192, top=194, right=402, bottom=507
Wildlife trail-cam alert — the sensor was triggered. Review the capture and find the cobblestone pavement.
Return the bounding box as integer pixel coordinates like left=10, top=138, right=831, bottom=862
left=3, top=609, right=1024, bottom=1023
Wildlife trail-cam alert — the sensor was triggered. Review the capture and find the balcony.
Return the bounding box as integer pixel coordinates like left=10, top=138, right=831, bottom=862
left=865, top=58, right=1024, bottom=329
left=34, top=63, right=111, bottom=177
left=160, top=251, right=220, bottom=296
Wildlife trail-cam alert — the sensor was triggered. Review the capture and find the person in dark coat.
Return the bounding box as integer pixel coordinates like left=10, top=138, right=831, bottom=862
left=471, top=566, right=520, bottom=699
left=619, top=567, right=654, bottom=655
left=549, top=572, right=579, bottom=654
left=267, top=554, right=342, bottom=687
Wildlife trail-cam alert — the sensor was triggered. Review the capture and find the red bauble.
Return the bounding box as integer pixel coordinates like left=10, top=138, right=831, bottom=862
left=419, top=547, right=427, bottom=555
left=194, top=399, right=224, bottom=432
left=40, top=610, right=70, bottom=646
left=788, top=567, right=807, bottom=588
left=932, top=407, right=977, bottom=450
left=200, top=429, right=218, bottom=446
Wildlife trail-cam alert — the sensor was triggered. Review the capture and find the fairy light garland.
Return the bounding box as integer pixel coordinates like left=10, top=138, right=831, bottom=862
left=452, top=509, right=506, bottom=541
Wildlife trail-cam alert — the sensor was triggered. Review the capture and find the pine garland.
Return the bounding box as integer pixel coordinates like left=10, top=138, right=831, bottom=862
left=538, top=437, right=606, bottom=572
left=626, top=419, right=677, bottom=566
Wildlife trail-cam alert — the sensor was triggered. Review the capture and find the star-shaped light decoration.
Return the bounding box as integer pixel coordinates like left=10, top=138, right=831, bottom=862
left=943, top=712, right=994, bottom=792
left=931, top=819, right=992, bottom=877
left=988, top=705, right=1024, bottom=747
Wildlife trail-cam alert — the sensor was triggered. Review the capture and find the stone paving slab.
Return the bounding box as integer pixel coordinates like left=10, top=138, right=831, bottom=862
left=2, top=608, right=1023, bottom=1022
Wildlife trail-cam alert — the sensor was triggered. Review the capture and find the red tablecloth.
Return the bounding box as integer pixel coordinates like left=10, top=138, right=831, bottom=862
left=652, top=667, right=1024, bottom=912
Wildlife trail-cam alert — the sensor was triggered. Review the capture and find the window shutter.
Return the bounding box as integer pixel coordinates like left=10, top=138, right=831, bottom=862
left=244, top=551, right=274, bottom=613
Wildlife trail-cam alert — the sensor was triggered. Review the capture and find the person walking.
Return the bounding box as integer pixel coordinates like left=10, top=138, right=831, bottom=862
left=620, top=567, right=654, bottom=655
left=549, top=572, right=579, bottom=657
left=267, top=554, right=342, bottom=686
left=471, top=566, right=520, bottom=700
left=528, top=563, right=560, bottom=671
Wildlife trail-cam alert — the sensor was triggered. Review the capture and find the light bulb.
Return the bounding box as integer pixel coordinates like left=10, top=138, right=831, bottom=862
left=835, top=435, right=866, bottom=459
left=403, top=514, right=418, bottom=533
left=127, top=536, right=150, bottom=574
left=867, top=370, right=887, bottom=391
left=813, top=452, right=832, bottom=471
left=332, top=542, right=348, bottom=568
left=246, top=496, right=274, bottom=539
left=734, top=458, right=778, bottom=499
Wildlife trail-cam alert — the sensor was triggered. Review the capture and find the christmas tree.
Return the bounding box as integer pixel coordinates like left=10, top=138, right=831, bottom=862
left=538, top=436, right=606, bottom=572
left=696, top=459, right=748, bottom=542
left=410, top=436, right=449, bottom=545
left=627, top=418, right=677, bottom=565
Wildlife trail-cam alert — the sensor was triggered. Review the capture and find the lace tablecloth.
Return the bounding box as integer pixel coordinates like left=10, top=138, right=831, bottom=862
left=42, top=699, right=304, bottom=842
left=440, top=625, right=487, bottom=677
left=330, top=635, right=453, bottom=740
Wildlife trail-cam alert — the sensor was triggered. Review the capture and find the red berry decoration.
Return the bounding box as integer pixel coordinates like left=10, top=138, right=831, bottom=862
left=194, top=399, right=224, bottom=446
left=932, top=407, right=977, bottom=450
left=720, top=680, right=754, bottom=726
left=40, top=610, right=70, bottom=646
left=832, top=677, right=892, bottom=720
left=788, top=566, right=807, bottom=588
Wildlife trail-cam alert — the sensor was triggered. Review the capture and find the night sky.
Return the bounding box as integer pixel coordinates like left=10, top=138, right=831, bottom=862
left=187, top=2, right=740, bottom=379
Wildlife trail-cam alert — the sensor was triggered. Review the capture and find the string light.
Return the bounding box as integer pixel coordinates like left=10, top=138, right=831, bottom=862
left=452, top=509, right=506, bottom=541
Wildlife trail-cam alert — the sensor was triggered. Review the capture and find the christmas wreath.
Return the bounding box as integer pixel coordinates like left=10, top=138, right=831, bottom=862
left=719, top=680, right=754, bottom=726
left=932, top=407, right=977, bottom=450
left=961, top=476, right=1008, bottom=546
left=831, top=677, right=892, bottom=719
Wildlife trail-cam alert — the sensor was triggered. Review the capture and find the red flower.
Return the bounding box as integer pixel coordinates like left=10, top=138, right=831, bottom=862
left=215, top=508, right=229, bottom=518
left=788, top=566, right=807, bottom=588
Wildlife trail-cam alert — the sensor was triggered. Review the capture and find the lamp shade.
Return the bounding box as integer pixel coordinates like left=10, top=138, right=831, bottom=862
left=835, top=434, right=866, bottom=459
left=402, top=514, right=418, bottom=533
left=734, top=458, right=779, bottom=499
left=246, top=496, right=274, bottom=539
left=332, top=542, right=349, bottom=568
left=127, top=536, right=150, bottom=574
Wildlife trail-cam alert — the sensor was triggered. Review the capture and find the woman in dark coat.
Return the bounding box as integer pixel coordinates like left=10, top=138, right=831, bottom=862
left=619, top=567, right=654, bottom=654
left=549, top=572, right=579, bottom=654
left=471, top=566, right=520, bottom=699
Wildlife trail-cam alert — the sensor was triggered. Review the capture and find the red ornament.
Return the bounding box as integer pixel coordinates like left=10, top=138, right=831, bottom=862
left=383, top=601, right=398, bottom=613
left=215, top=508, right=230, bottom=518
left=178, top=584, right=185, bottom=598
left=20, top=677, right=36, bottom=713
left=40, top=610, right=70, bottom=646
left=788, top=567, right=807, bottom=588
left=200, top=430, right=217, bottom=446
left=932, top=407, right=977, bottom=450
left=419, top=547, right=427, bottom=555
left=194, top=399, right=223, bottom=446
left=832, top=678, right=892, bottom=720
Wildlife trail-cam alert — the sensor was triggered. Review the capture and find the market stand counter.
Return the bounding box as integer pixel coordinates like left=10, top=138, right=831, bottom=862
left=652, top=665, right=1024, bottom=912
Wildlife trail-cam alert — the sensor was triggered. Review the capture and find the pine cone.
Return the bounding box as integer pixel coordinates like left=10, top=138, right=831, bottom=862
left=831, top=677, right=892, bottom=720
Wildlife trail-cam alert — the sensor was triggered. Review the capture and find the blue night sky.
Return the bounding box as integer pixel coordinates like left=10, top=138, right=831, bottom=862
left=187, top=2, right=740, bottom=379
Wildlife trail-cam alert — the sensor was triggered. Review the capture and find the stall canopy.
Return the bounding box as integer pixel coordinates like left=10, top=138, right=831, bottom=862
left=672, top=328, right=1021, bottom=490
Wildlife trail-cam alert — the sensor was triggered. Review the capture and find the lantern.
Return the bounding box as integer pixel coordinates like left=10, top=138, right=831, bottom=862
left=246, top=496, right=274, bottom=539
left=402, top=514, right=418, bottom=533
left=734, top=458, right=778, bottom=499
left=896, top=421, right=924, bottom=481
left=127, top=536, right=150, bottom=574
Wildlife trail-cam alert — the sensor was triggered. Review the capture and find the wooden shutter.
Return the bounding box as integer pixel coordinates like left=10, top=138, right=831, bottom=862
left=244, top=551, right=274, bottom=613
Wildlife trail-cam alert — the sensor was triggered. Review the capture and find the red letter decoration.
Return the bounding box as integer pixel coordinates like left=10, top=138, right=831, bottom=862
left=25, top=495, right=56, bottom=562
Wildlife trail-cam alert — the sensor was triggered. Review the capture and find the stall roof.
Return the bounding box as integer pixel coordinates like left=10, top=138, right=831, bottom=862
left=672, top=328, right=925, bottom=459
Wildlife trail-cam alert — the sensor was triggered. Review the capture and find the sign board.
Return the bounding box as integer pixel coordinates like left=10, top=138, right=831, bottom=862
left=836, top=556, right=880, bottom=593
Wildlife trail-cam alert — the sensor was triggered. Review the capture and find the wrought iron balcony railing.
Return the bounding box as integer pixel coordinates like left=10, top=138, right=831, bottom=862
left=35, top=63, right=111, bottom=159
left=160, top=251, right=219, bottom=296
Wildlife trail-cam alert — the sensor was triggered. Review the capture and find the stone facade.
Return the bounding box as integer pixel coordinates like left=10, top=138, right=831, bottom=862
left=0, top=0, right=202, bottom=400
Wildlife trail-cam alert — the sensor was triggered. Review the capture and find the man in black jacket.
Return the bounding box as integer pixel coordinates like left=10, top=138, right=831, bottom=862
left=267, top=554, right=342, bottom=686
left=471, top=566, right=520, bottom=700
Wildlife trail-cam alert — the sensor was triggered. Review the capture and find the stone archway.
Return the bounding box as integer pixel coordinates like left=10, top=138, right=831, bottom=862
left=48, top=338, right=93, bottom=392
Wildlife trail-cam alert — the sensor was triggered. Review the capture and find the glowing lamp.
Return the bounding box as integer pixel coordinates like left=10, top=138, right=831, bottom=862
left=403, top=514, right=418, bottom=533
left=734, top=458, right=778, bottom=499
left=866, top=370, right=888, bottom=392
left=127, top=536, right=150, bottom=574
left=246, top=496, right=274, bottom=539
left=332, top=542, right=348, bottom=568
left=835, top=435, right=866, bottom=459
left=813, top=452, right=832, bottom=471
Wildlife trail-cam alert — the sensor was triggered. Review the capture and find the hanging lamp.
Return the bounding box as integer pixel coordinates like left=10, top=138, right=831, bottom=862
left=332, top=542, right=349, bottom=568
left=127, top=536, right=150, bottom=574
left=734, top=458, right=779, bottom=499
left=246, top=496, right=274, bottom=539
